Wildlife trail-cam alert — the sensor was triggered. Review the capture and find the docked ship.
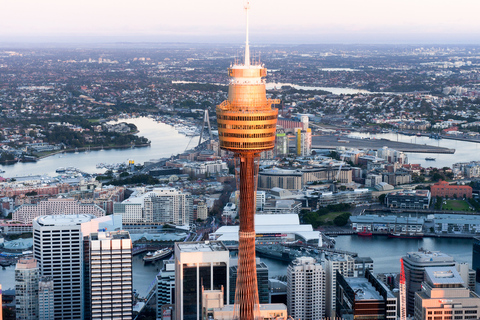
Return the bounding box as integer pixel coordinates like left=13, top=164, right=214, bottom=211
left=425, top=157, right=436, bottom=161
left=388, top=231, right=424, bottom=239
left=357, top=227, right=372, bottom=237
left=143, top=248, right=173, bottom=263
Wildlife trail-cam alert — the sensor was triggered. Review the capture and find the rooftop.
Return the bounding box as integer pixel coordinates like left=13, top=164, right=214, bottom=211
left=176, top=241, right=228, bottom=253
left=425, top=267, right=464, bottom=286
left=35, top=214, right=95, bottom=226
left=404, top=250, right=454, bottom=264
left=90, top=230, right=130, bottom=241
left=345, top=277, right=382, bottom=301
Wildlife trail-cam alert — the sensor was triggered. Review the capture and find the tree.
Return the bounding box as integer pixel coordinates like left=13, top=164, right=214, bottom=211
left=378, top=193, right=386, bottom=204
left=334, top=213, right=351, bottom=227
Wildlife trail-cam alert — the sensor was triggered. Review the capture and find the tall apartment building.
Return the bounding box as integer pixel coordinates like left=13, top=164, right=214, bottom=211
left=473, top=237, right=480, bottom=292
left=174, top=241, right=230, bottom=320
left=114, top=188, right=193, bottom=225
left=414, top=267, right=480, bottom=320
left=275, top=132, right=289, bottom=156
left=287, top=257, right=326, bottom=320
left=88, top=230, right=133, bottom=320
left=15, top=257, right=39, bottom=320
left=0, top=284, right=2, bottom=320
left=325, top=253, right=355, bottom=317
left=402, top=250, right=457, bottom=316
left=33, top=214, right=94, bottom=320
left=39, top=277, right=54, bottom=320
left=13, top=198, right=105, bottom=223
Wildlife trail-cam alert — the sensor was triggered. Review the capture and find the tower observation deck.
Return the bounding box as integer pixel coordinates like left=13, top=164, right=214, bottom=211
left=216, top=3, right=279, bottom=320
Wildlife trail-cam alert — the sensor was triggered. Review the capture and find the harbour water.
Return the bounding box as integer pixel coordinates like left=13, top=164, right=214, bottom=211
left=0, top=117, right=192, bottom=178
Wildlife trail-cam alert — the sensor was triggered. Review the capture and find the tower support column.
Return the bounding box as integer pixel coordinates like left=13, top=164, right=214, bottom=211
left=235, top=152, right=260, bottom=320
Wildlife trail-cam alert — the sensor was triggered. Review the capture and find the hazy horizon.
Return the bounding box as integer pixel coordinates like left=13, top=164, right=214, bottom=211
left=2, top=0, right=480, bottom=46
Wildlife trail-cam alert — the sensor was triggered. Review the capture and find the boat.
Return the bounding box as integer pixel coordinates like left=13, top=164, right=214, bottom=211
left=143, top=248, right=173, bottom=263
left=56, top=167, right=66, bottom=173
left=357, top=227, right=372, bottom=237
left=388, top=232, right=424, bottom=239
left=425, top=157, right=436, bottom=161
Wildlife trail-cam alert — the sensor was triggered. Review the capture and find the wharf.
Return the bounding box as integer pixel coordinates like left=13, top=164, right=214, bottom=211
left=310, top=135, right=455, bottom=154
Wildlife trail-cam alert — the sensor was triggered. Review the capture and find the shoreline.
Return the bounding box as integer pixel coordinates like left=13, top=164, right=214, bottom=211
left=36, top=143, right=151, bottom=160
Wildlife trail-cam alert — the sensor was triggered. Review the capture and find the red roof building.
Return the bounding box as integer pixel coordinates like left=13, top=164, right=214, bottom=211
left=430, top=180, right=472, bottom=198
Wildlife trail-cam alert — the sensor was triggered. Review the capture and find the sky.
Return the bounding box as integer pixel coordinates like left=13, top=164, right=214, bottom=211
left=1, top=0, right=480, bottom=44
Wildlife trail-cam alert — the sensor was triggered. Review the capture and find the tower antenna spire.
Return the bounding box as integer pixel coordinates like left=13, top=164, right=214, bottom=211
left=244, top=1, right=250, bottom=66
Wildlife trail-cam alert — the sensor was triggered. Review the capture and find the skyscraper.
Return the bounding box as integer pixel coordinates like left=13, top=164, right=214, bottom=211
left=287, top=257, right=326, bottom=320
left=402, top=250, right=456, bottom=316
left=215, top=3, right=278, bottom=318
left=174, top=241, right=230, bottom=320
left=15, top=257, right=39, bottom=320
left=33, top=214, right=94, bottom=320
left=38, top=277, right=54, bottom=320
left=325, top=253, right=355, bottom=317
left=88, top=230, right=133, bottom=320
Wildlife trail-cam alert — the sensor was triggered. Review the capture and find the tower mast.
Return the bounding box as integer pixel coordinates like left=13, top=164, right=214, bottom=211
left=216, top=2, right=279, bottom=319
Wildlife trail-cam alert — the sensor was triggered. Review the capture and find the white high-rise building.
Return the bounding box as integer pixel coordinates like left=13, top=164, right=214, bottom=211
left=39, top=277, right=54, bottom=320
left=33, top=214, right=95, bottom=320
left=88, top=230, right=133, bottom=320
left=15, top=257, right=39, bottom=320
left=174, top=241, right=230, bottom=320
left=196, top=202, right=208, bottom=221
left=325, top=253, right=355, bottom=317
left=287, top=257, right=326, bottom=320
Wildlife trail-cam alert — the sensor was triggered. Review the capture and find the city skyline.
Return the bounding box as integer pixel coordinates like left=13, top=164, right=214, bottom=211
left=1, top=0, right=480, bottom=44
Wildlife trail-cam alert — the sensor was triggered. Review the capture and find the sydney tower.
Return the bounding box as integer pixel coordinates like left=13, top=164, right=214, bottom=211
left=216, top=3, right=279, bottom=319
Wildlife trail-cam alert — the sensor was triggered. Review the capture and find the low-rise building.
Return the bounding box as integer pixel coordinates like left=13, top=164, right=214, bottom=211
left=430, top=180, right=472, bottom=198
left=385, top=190, right=431, bottom=209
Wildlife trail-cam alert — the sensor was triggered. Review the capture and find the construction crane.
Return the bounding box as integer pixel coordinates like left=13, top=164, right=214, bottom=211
left=400, top=258, right=407, bottom=320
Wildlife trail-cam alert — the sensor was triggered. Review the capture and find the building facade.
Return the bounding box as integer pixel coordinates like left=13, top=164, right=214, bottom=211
left=13, top=198, right=105, bottom=224
left=325, top=254, right=355, bottom=317
left=33, top=214, right=94, bottom=320
left=385, top=190, right=431, bottom=209
left=296, top=128, right=312, bottom=157
left=15, top=257, right=39, bottom=320
left=336, top=269, right=397, bottom=320
left=430, top=180, right=472, bottom=198
left=287, top=257, right=326, bottom=320
left=88, top=231, right=133, bottom=320
left=174, top=241, right=230, bottom=320
left=402, top=250, right=457, bottom=316
left=230, top=259, right=269, bottom=305
left=414, top=267, right=480, bottom=320
left=38, top=277, right=54, bottom=320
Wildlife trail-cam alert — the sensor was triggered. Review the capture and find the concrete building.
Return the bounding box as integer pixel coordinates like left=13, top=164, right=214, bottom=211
left=473, top=237, right=480, bottom=292
left=325, top=253, right=355, bottom=317
left=38, top=277, right=54, bottom=320
left=196, top=201, right=208, bottom=221
left=302, top=166, right=353, bottom=184
left=15, top=257, right=39, bottom=320
left=13, top=198, right=105, bottom=224
left=287, top=257, right=326, bottom=320
left=87, top=230, right=133, bottom=320
left=230, top=258, right=269, bottom=305
left=174, top=241, right=230, bottom=320
left=403, top=250, right=457, bottom=316
left=377, top=146, right=408, bottom=164
left=275, top=133, right=289, bottom=156
left=433, top=214, right=480, bottom=235
left=258, top=168, right=303, bottom=190
left=296, top=128, right=312, bottom=156
left=350, top=215, right=424, bottom=234
left=32, top=214, right=109, bottom=320
left=385, top=190, right=431, bottom=209
left=114, top=188, right=193, bottom=225
left=414, top=267, right=480, bottom=320
left=336, top=269, right=397, bottom=320
left=317, top=189, right=371, bottom=207
left=0, top=284, right=2, bottom=320
left=157, top=260, right=176, bottom=318
left=211, top=303, right=288, bottom=320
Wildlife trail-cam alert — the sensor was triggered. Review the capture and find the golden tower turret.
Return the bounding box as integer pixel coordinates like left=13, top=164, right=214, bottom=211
left=216, top=3, right=278, bottom=319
